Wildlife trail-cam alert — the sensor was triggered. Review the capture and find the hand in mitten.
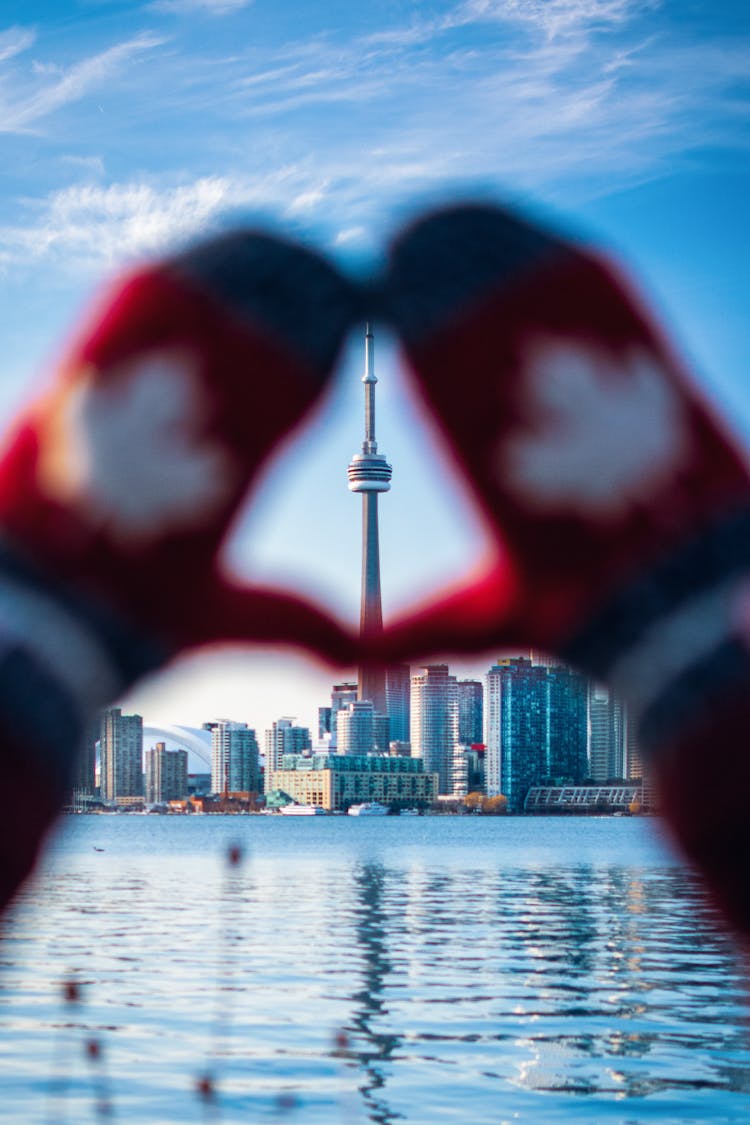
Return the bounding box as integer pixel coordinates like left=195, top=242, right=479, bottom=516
left=380, top=202, right=750, bottom=934
left=0, top=228, right=360, bottom=907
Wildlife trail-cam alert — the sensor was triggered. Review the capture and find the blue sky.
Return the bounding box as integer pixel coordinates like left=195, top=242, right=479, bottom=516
left=0, top=0, right=748, bottom=737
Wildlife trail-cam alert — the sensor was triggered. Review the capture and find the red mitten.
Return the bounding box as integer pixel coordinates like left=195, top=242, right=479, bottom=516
left=0, top=228, right=359, bottom=906
left=381, top=202, right=750, bottom=934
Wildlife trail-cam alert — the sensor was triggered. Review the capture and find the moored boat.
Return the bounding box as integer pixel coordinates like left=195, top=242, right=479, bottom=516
left=347, top=802, right=389, bottom=817
left=279, top=804, right=328, bottom=816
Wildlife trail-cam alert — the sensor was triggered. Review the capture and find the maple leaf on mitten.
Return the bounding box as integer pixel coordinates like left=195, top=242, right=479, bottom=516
left=0, top=228, right=360, bottom=907
left=379, top=202, right=750, bottom=935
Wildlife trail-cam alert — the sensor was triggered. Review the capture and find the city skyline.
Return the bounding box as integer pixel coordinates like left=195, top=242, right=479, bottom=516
left=0, top=2, right=747, bottom=735
left=85, top=651, right=643, bottom=812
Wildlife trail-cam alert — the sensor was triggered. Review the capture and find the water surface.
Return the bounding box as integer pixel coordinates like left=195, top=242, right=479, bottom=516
left=1, top=815, right=748, bottom=1123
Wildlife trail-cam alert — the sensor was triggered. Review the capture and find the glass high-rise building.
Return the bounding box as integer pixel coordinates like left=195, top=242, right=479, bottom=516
left=100, top=707, right=143, bottom=801
left=329, top=682, right=358, bottom=750
left=485, top=657, right=588, bottom=811
left=336, top=700, right=376, bottom=755
left=318, top=706, right=332, bottom=741
left=211, top=721, right=260, bottom=795
left=486, top=658, right=546, bottom=810
left=589, top=684, right=627, bottom=781
left=265, top=718, right=311, bottom=775
left=410, top=664, right=458, bottom=797
left=144, top=742, right=188, bottom=803
left=457, top=680, right=483, bottom=745
left=547, top=663, right=589, bottom=782
left=73, top=716, right=99, bottom=798
left=386, top=664, right=411, bottom=744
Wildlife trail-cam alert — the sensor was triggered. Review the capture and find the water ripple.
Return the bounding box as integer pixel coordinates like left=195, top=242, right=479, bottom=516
left=1, top=816, right=749, bottom=1123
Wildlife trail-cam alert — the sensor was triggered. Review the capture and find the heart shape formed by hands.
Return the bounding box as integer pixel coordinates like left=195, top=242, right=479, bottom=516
left=2, top=202, right=750, bottom=939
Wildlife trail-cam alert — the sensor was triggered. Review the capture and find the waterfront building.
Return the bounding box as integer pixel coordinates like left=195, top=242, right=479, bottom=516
left=269, top=752, right=438, bottom=812
left=624, top=718, right=658, bottom=808
left=348, top=322, right=392, bottom=720
left=411, top=664, right=459, bottom=797
left=386, top=664, right=411, bottom=743
left=466, top=744, right=487, bottom=794
left=458, top=680, right=483, bottom=746
left=211, top=721, right=259, bottom=795
left=485, top=657, right=588, bottom=812
left=329, top=682, right=358, bottom=750
left=626, top=717, right=644, bottom=780
left=524, top=784, right=644, bottom=814
left=547, top=663, right=589, bottom=780
left=100, top=708, right=143, bottom=802
left=337, top=700, right=374, bottom=754
left=486, top=658, right=546, bottom=809
left=451, top=743, right=470, bottom=798
left=144, top=742, right=188, bottom=803
left=73, top=716, right=99, bottom=797
left=589, top=683, right=627, bottom=781
left=335, top=701, right=391, bottom=755
left=318, top=706, right=332, bottom=741
left=265, top=718, right=311, bottom=776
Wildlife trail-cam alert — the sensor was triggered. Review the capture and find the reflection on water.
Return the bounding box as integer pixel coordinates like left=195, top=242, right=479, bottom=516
left=344, top=864, right=400, bottom=1124
left=1, top=817, right=749, bottom=1123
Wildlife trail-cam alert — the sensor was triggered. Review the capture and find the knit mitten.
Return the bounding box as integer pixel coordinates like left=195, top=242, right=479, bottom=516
left=381, top=202, right=750, bottom=934
left=0, top=228, right=359, bottom=906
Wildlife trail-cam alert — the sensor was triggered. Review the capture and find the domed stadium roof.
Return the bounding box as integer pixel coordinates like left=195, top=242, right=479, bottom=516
left=142, top=724, right=212, bottom=774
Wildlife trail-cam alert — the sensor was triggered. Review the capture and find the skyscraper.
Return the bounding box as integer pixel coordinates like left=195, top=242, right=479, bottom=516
left=329, top=682, right=358, bottom=750
left=144, top=742, right=188, bottom=803
left=265, top=718, right=311, bottom=775
left=211, top=721, right=259, bottom=795
left=386, top=664, right=411, bottom=744
left=318, top=706, right=332, bottom=741
left=347, top=323, right=392, bottom=716
left=410, top=664, right=459, bottom=796
left=547, top=663, right=589, bottom=781
left=336, top=700, right=376, bottom=755
left=485, top=657, right=588, bottom=811
left=589, top=684, right=627, bottom=781
left=457, top=680, right=484, bottom=745
left=485, top=658, right=547, bottom=809
left=100, top=707, right=143, bottom=801
left=73, top=716, right=99, bottom=798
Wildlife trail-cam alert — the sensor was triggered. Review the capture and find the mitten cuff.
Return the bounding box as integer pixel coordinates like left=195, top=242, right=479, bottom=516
left=562, top=505, right=750, bottom=757
left=0, top=538, right=167, bottom=790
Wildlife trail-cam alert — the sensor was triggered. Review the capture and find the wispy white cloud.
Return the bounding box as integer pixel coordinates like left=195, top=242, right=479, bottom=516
left=0, top=0, right=747, bottom=277
left=0, top=177, right=231, bottom=271
left=147, top=0, right=252, bottom=13
left=0, top=25, right=35, bottom=63
left=59, top=154, right=107, bottom=177
left=360, top=0, right=647, bottom=46
left=456, top=0, right=647, bottom=36
left=0, top=32, right=166, bottom=132
left=0, top=168, right=330, bottom=274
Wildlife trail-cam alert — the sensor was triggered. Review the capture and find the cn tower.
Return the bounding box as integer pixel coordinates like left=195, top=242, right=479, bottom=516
left=347, top=322, right=392, bottom=715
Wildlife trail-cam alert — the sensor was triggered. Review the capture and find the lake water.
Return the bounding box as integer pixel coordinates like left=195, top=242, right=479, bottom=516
left=1, top=815, right=749, bottom=1124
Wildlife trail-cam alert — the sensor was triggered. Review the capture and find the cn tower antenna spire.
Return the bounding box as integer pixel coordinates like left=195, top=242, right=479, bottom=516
left=363, top=321, right=376, bottom=452
left=347, top=322, right=392, bottom=719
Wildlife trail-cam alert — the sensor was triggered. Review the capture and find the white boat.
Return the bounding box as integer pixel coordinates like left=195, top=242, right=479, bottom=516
left=279, top=804, right=328, bottom=816
left=400, top=808, right=420, bottom=816
left=347, top=802, right=389, bottom=817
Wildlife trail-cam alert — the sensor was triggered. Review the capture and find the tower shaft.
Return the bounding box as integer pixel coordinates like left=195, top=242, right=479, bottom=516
left=358, top=490, right=386, bottom=713
left=347, top=323, right=391, bottom=720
